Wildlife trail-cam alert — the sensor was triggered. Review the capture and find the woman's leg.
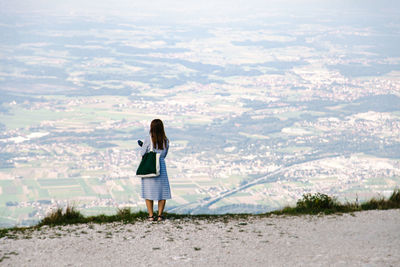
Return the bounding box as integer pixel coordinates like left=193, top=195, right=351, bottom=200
left=145, top=199, right=154, bottom=217
left=158, top=199, right=166, bottom=216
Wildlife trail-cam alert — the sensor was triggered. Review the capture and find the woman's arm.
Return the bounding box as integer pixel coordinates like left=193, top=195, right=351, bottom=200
left=164, top=139, right=169, bottom=157
left=140, top=136, right=151, bottom=156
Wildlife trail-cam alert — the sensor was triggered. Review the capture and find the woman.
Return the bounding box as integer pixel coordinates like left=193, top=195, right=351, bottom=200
left=139, top=119, right=171, bottom=221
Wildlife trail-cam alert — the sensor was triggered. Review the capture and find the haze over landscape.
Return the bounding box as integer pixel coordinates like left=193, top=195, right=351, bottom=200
left=0, top=0, right=399, bottom=227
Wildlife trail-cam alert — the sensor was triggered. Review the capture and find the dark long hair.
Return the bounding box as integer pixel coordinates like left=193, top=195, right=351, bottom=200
left=150, top=119, right=167, bottom=149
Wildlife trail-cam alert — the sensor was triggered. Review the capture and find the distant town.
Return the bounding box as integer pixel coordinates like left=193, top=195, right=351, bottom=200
left=1, top=4, right=400, bottom=227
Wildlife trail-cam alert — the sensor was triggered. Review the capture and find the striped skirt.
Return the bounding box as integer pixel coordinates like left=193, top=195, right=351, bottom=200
left=141, top=157, right=171, bottom=200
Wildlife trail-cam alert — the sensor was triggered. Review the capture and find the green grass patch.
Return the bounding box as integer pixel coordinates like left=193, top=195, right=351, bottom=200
left=76, top=179, right=96, bottom=196
left=37, top=178, right=80, bottom=187
left=182, top=194, right=204, bottom=202
left=0, top=107, right=65, bottom=129
left=47, top=187, right=84, bottom=198
left=364, top=177, right=390, bottom=186
left=37, top=188, right=50, bottom=198
left=0, top=195, right=20, bottom=204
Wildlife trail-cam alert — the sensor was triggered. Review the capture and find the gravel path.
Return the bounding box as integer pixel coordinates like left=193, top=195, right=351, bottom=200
left=1, top=210, right=399, bottom=266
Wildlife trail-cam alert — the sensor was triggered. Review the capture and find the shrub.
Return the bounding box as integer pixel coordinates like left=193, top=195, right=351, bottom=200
left=295, top=193, right=340, bottom=213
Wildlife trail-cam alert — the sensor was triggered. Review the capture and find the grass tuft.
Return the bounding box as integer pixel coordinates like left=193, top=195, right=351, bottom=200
left=361, top=196, right=387, bottom=210
left=116, top=207, right=132, bottom=219
left=361, top=189, right=400, bottom=210
left=38, top=206, right=84, bottom=226
left=389, top=188, right=400, bottom=204
left=114, top=208, right=149, bottom=223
